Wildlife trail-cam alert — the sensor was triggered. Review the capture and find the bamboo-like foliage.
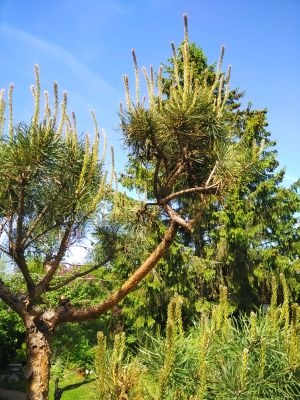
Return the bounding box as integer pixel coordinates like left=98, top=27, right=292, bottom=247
left=289, top=303, right=300, bottom=369
left=250, top=311, right=257, bottom=340
left=196, top=316, right=210, bottom=399
left=213, top=284, right=229, bottom=333
left=269, top=274, right=278, bottom=329
left=92, top=279, right=299, bottom=399
left=158, top=295, right=184, bottom=399
left=95, top=332, right=108, bottom=397
left=0, top=89, right=5, bottom=136
left=94, top=331, right=145, bottom=399
left=259, top=337, right=267, bottom=379
left=279, top=272, right=290, bottom=331
left=239, top=347, right=249, bottom=392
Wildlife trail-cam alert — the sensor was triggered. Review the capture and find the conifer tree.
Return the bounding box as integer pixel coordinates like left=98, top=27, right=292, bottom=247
left=0, top=16, right=262, bottom=399
left=116, top=37, right=300, bottom=327
left=0, top=67, right=111, bottom=398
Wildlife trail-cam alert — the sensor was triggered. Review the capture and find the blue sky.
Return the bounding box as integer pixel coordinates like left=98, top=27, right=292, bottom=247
left=0, top=0, right=299, bottom=183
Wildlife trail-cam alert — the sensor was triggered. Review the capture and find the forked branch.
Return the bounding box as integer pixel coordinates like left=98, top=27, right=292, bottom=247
left=35, top=225, right=73, bottom=297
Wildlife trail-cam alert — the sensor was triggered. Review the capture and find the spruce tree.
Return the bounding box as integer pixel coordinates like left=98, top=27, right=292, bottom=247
left=116, top=38, right=300, bottom=327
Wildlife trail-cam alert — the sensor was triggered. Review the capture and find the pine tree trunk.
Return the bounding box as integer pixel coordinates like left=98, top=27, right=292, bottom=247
left=24, top=317, right=52, bottom=400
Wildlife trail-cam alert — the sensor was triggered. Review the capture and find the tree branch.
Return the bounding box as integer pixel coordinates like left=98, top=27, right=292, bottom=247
left=48, top=256, right=112, bottom=292
left=35, top=225, right=72, bottom=297
left=163, top=204, right=193, bottom=232
left=22, top=183, right=78, bottom=247
left=13, top=251, right=36, bottom=299
left=205, top=161, right=219, bottom=186
left=0, top=279, right=25, bottom=317
left=24, top=222, right=63, bottom=250
left=0, top=244, right=11, bottom=257
left=8, top=212, right=13, bottom=255
left=16, top=180, right=26, bottom=250
left=159, top=181, right=220, bottom=204
left=163, top=161, right=186, bottom=194
left=0, top=217, right=9, bottom=238
left=21, top=202, right=54, bottom=247
left=153, top=157, right=161, bottom=199
left=55, top=220, right=178, bottom=324
left=9, top=190, right=36, bottom=298
left=1, top=172, right=19, bottom=182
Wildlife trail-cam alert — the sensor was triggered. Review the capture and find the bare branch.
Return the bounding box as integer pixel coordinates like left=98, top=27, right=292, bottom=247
left=16, top=181, right=26, bottom=250
left=25, top=222, right=62, bottom=249
left=1, top=172, right=19, bottom=182
left=0, top=245, right=11, bottom=257
left=153, top=158, right=161, bottom=199
left=48, top=256, right=112, bottom=292
left=0, top=217, right=9, bottom=239
left=164, top=204, right=193, bottom=232
left=6, top=180, right=37, bottom=296
left=143, top=202, right=159, bottom=208
left=159, top=181, right=220, bottom=204
left=13, top=251, right=36, bottom=299
left=8, top=211, right=13, bottom=255
left=161, top=161, right=187, bottom=198
left=21, top=210, right=49, bottom=247
left=205, top=162, right=219, bottom=186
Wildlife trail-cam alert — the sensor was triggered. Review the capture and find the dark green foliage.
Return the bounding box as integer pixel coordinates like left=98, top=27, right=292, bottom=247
left=196, top=108, right=300, bottom=309
left=116, top=40, right=300, bottom=329
left=52, top=321, right=99, bottom=370
left=162, top=42, right=213, bottom=93
left=0, top=300, right=24, bottom=366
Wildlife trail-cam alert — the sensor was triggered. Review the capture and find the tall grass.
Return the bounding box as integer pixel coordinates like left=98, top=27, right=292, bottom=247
left=94, top=276, right=300, bottom=399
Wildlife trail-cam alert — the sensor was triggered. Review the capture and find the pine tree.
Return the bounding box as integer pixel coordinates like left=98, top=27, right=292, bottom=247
left=0, top=16, right=262, bottom=399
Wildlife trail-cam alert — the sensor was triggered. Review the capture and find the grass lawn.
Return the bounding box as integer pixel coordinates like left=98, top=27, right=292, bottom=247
left=0, top=372, right=94, bottom=400
left=49, top=373, right=95, bottom=400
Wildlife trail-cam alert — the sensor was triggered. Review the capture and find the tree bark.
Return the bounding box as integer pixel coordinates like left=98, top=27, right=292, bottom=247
left=24, top=316, right=52, bottom=400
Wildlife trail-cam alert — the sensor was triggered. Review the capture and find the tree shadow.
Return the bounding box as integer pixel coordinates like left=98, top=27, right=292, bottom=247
left=54, top=376, right=95, bottom=400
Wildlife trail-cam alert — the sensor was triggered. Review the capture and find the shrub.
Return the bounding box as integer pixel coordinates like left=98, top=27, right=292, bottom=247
left=94, top=277, right=300, bottom=399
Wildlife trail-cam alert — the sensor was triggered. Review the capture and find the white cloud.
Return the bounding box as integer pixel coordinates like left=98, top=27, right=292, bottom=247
left=0, top=23, right=115, bottom=94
